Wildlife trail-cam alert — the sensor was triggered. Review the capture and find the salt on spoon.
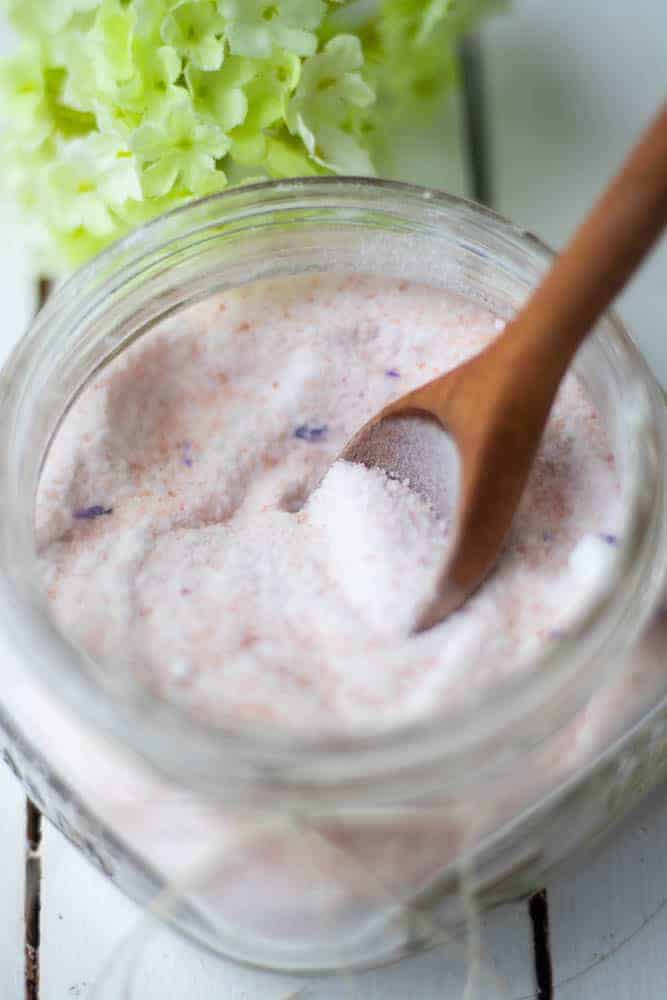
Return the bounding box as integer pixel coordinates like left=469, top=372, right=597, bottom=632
left=341, top=102, right=667, bottom=632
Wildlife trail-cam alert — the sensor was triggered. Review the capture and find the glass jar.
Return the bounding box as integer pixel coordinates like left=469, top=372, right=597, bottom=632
left=0, top=178, right=665, bottom=973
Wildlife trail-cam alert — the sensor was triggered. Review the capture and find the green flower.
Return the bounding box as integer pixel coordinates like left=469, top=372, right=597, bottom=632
left=2, top=133, right=48, bottom=216
left=44, top=133, right=141, bottom=238
left=131, top=91, right=230, bottom=197
left=0, top=0, right=499, bottom=269
left=286, top=35, right=375, bottom=175
left=132, top=0, right=171, bottom=38
left=3, top=0, right=100, bottom=36
left=95, top=0, right=137, bottom=82
left=229, top=49, right=301, bottom=166
left=0, top=44, right=97, bottom=146
left=161, top=1, right=227, bottom=71
left=60, top=0, right=137, bottom=112
left=264, top=132, right=320, bottom=178
left=0, top=42, right=52, bottom=146
left=219, top=0, right=326, bottom=59
left=119, top=43, right=182, bottom=115
left=185, top=57, right=251, bottom=131
left=373, top=0, right=501, bottom=108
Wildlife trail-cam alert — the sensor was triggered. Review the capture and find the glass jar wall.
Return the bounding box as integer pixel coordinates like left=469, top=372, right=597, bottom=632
left=0, top=179, right=665, bottom=971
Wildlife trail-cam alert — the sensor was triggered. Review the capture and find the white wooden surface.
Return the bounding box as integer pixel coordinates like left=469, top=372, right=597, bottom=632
left=40, top=826, right=534, bottom=1000
left=485, top=3, right=667, bottom=997
left=0, top=765, right=28, bottom=999
left=0, top=20, right=38, bottom=976
left=484, top=0, right=667, bottom=385
left=0, top=1, right=666, bottom=996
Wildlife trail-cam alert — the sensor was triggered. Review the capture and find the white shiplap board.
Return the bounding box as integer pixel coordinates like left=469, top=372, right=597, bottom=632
left=40, top=819, right=536, bottom=1000
left=484, top=0, right=667, bottom=385
left=548, top=789, right=667, bottom=999
left=485, top=1, right=667, bottom=998
left=0, top=215, right=35, bottom=362
left=0, top=112, right=39, bottom=998
left=0, top=764, right=27, bottom=1000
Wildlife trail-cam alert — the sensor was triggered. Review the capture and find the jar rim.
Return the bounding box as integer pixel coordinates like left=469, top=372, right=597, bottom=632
left=1, top=176, right=666, bottom=803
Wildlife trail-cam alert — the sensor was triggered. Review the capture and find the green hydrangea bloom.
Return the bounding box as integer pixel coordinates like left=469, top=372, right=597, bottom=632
left=0, top=42, right=52, bottom=146
left=229, top=49, right=300, bottom=166
left=0, top=0, right=499, bottom=269
left=131, top=0, right=171, bottom=39
left=161, top=2, right=226, bottom=72
left=219, top=0, right=325, bottom=59
left=185, top=58, right=250, bottom=131
left=373, top=0, right=501, bottom=108
left=59, top=1, right=137, bottom=113
left=45, top=133, right=141, bottom=237
left=286, top=35, right=374, bottom=175
left=2, top=0, right=99, bottom=36
left=132, top=90, right=230, bottom=197
left=264, top=132, right=321, bottom=178
left=119, top=43, right=182, bottom=116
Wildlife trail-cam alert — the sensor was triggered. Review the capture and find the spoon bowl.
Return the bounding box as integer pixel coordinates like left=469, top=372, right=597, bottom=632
left=341, top=412, right=461, bottom=522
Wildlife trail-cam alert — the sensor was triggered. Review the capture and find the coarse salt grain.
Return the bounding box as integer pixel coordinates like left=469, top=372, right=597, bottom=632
left=37, top=273, right=623, bottom=734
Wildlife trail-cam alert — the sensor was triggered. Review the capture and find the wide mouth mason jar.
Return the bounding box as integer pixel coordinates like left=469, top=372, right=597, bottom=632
left=0, top=177, right=665, bottom=972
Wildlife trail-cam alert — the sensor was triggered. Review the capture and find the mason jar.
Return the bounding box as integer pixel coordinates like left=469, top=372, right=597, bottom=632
left=0, top=178, right=665, bottom=972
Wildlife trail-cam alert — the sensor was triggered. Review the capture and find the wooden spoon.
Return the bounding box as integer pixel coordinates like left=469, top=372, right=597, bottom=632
left=342, top=102, right=667, bottom=633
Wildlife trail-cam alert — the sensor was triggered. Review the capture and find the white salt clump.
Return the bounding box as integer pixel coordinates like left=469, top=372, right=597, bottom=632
left=306, top=461, right=448, bottom=635
left=568, top=534, right=620, bottom=603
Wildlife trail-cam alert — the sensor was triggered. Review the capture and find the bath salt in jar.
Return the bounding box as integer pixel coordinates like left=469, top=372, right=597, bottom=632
left=0, top=178, right=665, bottom=971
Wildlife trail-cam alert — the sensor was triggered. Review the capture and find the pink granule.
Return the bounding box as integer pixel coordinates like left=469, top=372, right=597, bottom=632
left=36, top=273, right=622, bottom=733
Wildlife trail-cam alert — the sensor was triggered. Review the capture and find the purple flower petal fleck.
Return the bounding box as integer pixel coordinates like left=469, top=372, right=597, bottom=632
left=181, top=441, right=194, bottom=467
left=599, top=533, right=618, bottom=546
left=73, top=505, right=114, bottom=521
left=385, top=368, right=401, bottom=379
left=294, top=424, right=329, bottom=443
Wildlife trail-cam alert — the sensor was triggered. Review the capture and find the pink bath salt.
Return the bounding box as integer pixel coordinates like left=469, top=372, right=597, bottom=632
left=36, top=273, right=623, bottom=733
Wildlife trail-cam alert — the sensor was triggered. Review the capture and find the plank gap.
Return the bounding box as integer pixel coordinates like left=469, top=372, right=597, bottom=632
left=529, top=890, right=553, bottom=1000
left=25, top=801, right=42, bottom=1000
left=24, top=275, right=52, bottom=1000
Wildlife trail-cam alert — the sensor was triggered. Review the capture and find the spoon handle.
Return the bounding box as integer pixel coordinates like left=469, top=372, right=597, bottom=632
left=412, top=103, right=667, bottom=631
left=499, top=102, right=667, bottom=376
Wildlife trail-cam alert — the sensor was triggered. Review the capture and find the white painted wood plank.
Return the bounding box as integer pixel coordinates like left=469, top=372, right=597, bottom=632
left=0, top=763, right=27, bottom=1000
left=41, top=816, right=535, bottom=1000
left=484, top=0, right=667, bottom=386
left=0, top=16, right=37, bottom=984
left=0, top=214, right=35, bottom=364
left=485, top=1, right=667, bottom=997
left=39, top=820, right=145, bottom=1000
left=547, top=789, right=667, bottom=999
left=96, top=904, right=533, bottom=1000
